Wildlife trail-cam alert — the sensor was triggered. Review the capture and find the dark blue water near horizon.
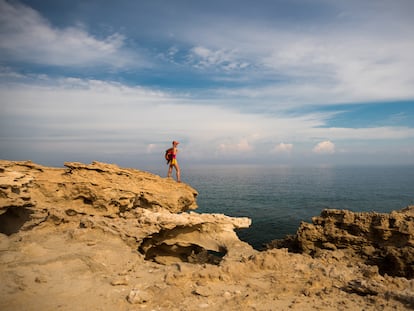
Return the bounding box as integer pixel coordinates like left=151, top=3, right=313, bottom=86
left=154, top=165, right=414, bottom=250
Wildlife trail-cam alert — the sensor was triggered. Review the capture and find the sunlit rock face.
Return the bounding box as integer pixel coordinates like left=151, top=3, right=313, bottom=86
left=0, top=160, right=253, bottom=264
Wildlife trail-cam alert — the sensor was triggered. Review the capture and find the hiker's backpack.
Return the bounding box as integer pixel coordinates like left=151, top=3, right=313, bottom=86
left=165, top=148, right=173, bottom=163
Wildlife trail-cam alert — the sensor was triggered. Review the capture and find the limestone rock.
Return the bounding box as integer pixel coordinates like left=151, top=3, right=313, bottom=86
left=137, top=209, right=254, bottom=264
left=0, top=160, right=198, bottom=232
left=268, top=207, right=414, bottom=279
left=1, top=159, right=413, bottom=311
left=0, top=160, right=254, bottom=264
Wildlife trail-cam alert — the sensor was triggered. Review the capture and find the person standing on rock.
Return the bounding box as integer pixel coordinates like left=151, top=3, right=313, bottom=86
left=167, top=140, right=181, bottom=182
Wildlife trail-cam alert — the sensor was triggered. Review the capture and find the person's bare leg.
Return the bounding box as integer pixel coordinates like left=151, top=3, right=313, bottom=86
left=175, top=163, right=181, bottom=182
left=167, top=165, right=172, bottom=178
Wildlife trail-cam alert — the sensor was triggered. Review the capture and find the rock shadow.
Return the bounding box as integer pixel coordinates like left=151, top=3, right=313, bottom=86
left=138, top=225, right=227, bottom=265
left=0, top=207, right=32, bottom=235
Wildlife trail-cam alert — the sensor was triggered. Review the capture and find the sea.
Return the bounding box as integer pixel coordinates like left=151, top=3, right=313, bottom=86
left=150, top=165, right=414, bottom=250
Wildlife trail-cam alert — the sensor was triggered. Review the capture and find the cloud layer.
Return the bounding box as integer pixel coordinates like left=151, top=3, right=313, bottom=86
left=0, top=0, right=139, bottom=68
left=1, top=0, right=414, bottom=166
left=2, top=76, right=413, bottom=165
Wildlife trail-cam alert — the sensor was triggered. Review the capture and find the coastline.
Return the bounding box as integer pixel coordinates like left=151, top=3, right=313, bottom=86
left=182, top=164, right=414, bottom=249
left=1, top=160, right=413, bottom=310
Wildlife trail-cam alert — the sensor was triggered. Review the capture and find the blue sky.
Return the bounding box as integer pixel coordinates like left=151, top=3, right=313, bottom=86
left=1, top=0, right=414, bottom=168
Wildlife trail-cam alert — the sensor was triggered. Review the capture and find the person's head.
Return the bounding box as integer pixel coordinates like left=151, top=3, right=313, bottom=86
left=172, top=140, right=179, bottom=146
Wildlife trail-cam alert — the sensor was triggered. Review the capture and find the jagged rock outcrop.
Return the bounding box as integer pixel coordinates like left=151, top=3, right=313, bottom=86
left=0, top=160, right=198, bottom=217
left=268, top=207, right=414, bottom=279
left=0, top=160, right=254, bottom=264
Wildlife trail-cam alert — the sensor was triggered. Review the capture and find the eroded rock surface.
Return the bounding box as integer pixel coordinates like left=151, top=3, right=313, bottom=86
left=268, top=207, right=414, bottom=279
left=0, top=160, right=198, bottom=219
left=0, top=160, right=253, bottom=264
left=1, top=160, right=413, bottom=311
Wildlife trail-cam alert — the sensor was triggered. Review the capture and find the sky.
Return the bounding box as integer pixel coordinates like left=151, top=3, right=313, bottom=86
left=1, top=0, right=414, bottom=169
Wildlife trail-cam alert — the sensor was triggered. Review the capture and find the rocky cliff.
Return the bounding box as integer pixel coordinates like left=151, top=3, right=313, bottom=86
left=1, top=160, right=413, bottom=311
left=267, top=207, right=414, bottom=279
left=0, top=160, right=253, bottom=265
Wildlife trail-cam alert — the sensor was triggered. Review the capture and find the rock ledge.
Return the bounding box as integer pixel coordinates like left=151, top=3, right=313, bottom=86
left=0, top=160, right=254, bottom=264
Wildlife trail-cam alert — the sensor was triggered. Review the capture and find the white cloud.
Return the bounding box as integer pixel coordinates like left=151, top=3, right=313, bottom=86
left=272, top=142, right=293, bottom=154
left=146, top=144, right=156, bottom=153
left=0, top=0, right=139, bottom=68
left=210, top=31, right=414, bottom=108
left=0, top=76, right=312, bottom=161
left=188, top=46, right=249, bottom=71
left=2, top=0, right=413, bottom=109
left=308, top=127, right=414, bottom=141
left=175, top=2, right=414, bottom=107
left=313, top=140, right=336, bottom=154
left=217, top=138, right=253, bottom=154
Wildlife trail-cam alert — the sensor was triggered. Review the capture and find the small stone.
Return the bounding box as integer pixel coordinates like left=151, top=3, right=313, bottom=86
left=118, top=270, right=128, bottom=276
left=198, top=303, right=209, bottom=308
left=223, top=291, right=232, bottom=299
left=34, top=276, right=47, bottom=283
left=110, top=277, right=129, bottom=286
left=127, top=288, right=152, bottom=304
left=193, top=286, right=211, bottom=297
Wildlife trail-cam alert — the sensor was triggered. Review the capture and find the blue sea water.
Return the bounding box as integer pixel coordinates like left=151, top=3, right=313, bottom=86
left=154, top=165, right=414, bottom=250
left=182, top=166, right=414, bottom=249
